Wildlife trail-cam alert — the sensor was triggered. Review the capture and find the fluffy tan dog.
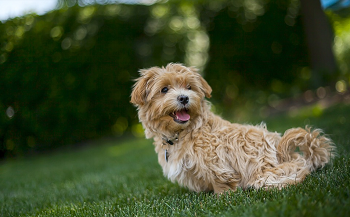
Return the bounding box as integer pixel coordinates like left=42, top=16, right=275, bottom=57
left=130, top=63, right=335, bottom=194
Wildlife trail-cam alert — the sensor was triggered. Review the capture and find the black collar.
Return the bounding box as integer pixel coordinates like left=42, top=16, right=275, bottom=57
left=162, top=133, right=179, bottom=146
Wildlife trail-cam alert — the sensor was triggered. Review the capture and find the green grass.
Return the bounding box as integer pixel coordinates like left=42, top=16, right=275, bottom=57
left=1, top=103, right=350, bottom=216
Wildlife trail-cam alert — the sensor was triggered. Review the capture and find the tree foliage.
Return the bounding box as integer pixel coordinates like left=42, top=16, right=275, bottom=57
left=202, top=0, right=309, bottom=111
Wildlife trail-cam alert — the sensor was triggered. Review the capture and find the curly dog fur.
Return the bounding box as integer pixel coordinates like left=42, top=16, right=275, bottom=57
left=130, top=63, right=335, bottom=194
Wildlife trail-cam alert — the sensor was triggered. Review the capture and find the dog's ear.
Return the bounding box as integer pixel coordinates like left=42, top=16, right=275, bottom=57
left=189, top=67, right=212, bottom=98
left=130, top=68, right=156, bottom=106
left=199, top=76, right=212, bottom=98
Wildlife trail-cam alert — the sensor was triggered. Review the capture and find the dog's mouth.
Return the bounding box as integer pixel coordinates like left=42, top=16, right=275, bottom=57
left=170, top=109, right=190, bottom=124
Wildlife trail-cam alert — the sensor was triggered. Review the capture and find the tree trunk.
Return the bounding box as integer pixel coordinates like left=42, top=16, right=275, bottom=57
left=300, top=0, right=337, bottom=87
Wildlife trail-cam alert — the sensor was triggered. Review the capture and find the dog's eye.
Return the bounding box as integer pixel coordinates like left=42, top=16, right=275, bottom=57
left=187, top=86, right=191, bottom=90
left=161, top=87, right=169, bottom=93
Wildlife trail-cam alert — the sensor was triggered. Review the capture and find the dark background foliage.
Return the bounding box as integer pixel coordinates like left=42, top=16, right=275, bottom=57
left=0, top=0, right=347, bottom=158
left=204, top=1, right=309, bottom=109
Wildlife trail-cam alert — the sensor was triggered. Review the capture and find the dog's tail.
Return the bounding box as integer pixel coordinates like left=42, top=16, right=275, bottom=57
left=277, top=127, right=336, bottom=172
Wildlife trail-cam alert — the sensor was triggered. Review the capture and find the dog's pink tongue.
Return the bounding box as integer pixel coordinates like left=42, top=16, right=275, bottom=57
left=176, top=110, right=190, bottom=121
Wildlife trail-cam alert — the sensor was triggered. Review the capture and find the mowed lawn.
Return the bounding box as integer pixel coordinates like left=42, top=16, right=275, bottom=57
left=1, top=103, right=350, bottom=216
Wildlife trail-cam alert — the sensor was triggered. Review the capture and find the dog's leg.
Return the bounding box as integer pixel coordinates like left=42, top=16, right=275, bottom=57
left=211, top=171, right=241, bottom=194
left=251, top=161, right=310, bottom=189
left=212, top=181, right=237, bottom=194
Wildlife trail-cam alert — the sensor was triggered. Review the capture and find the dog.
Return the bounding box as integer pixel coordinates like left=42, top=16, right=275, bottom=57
left=130, top=63, right=335, bottom=194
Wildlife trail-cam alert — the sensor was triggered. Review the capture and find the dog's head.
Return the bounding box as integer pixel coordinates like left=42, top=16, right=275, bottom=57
left=130, top=63, right=212, bottom=138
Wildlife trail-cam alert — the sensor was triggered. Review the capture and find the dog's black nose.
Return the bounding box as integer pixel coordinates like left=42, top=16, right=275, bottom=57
left=177, top=95, right=189, bottom=105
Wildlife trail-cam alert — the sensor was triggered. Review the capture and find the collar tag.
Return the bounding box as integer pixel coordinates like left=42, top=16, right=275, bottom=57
left=165, top=149, right=169, bottom=162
